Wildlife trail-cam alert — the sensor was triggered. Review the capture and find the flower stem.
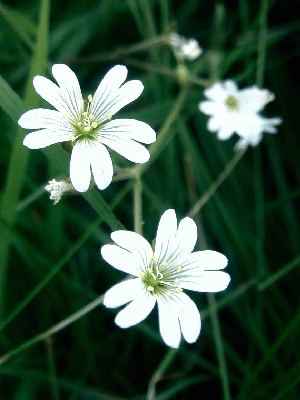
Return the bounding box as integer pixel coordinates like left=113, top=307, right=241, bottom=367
left=187, top=147, right=247, bottom=218
left=146, top=347, right=178, bottom=400
left=134, top=87, right=190, bottom=177
left=256, top=0, right=269, bottom=88
left=133, top=174, right=143, bottom=235
left=0, top=294, right=104, bottom=365
left=208, top=293, right=231, bottom=400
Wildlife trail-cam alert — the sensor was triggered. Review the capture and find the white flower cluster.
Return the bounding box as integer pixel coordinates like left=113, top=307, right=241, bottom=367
left=169, top=32, right=202, bottom=61
left=199, top=80, right=282, bottom=150
left=45, top=179, right=74, bottom=204
left=18, top=54, right=282, bottom=348
left=101, top=209, right=230, bottom=348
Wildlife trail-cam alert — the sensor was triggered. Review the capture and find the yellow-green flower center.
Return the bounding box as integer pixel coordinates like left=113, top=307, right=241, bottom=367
left=224, top=94, right=239, bottom=111
left=67, top=95, right=112, bottom=143
left=140, top=257, right=182, bottom=299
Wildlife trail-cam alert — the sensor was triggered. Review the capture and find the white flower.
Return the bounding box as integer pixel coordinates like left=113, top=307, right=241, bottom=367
left=101, top=209, right=230, bottom=348
left=169, top=33, right=202, bottom=61
left=19, top=64, right=156, bottom=192
left=199, top=80, right=282, bottom=150
left=45, top=179, right=74, bottom=204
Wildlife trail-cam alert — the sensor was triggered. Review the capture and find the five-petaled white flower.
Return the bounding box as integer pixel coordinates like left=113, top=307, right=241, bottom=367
left=199, top=80, right=282, bottom=150
left=101, top=209, right=230, bottom=348
left=19, top=64, right=156, bottom=192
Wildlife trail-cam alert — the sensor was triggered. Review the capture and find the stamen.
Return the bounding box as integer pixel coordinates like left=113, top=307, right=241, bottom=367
left=107, top=112, right=113, bottom=121
left=88, top=94, right=93, bottom=103
left=177, top=266, right=182, bottom=272
left=147, top=286, right=154, bottom=292
left=91, top=122, right=98, bottom=129
left=84, top=126, right=91, bottom=132
left=77, top=122, right=82, bottom=126
left=88, top=114, right=95, bottom=120
left=139, top=271, right=145, bottom=278
left=148, top=267, right=153, bottom=273
left=153, top=294, right=159, bottom=300
left=174, top=278, right=179, bottom=284
left=175, top=287, right=183, bottom=293
left=63, top=113, right=68, bottom=119
left=165, top=291, right=171, bottom=298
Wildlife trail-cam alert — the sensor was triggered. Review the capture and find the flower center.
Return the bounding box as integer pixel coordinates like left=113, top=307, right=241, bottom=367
left=140, top=257, right=182, bottom=299
left=68, top=95, right=112, bottom=143
left=224, top=94, right=239, bottom=111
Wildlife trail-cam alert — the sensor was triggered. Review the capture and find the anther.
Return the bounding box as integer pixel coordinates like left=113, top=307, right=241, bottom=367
left=175, top=287, right=183, bottom=293
left=91, top=122, right=98, bottom=129
left=63, top=113, right=68, bottom=119
left=153, top=294, right=158, bottom=300
left=177, top=266, right=182, bottom=272
left=84, top=126, right=91, bottom=132
left=88, top=94, right=93, bottom=102
left=147, top=286, right=154, bottom=292
left=165, top=291, right=171, bottom=298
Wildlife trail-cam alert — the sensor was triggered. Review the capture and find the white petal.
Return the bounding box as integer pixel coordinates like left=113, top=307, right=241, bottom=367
left=107, top=80, right=143, bottom=116
left=101, top=244, right=141, bottom=275
left=101, top=119, right=156, bottom=144
left=182, top=250, right=228, bottom=271
left=99, top=125, right=151, bottom=164
left=207, top=115, right=222, bottom=132
left=175, top=292, right=201, bottom=343
left=23, top=128, right=73, bottom=149
left=260, top=117, right=282, bottom=133
left=89, top=141, right=113, bottom=190
left=223, top=80, right=238, bottom=93
left=94, top=65, right=128, bottom=95
left=51, top=64, right=83, bottom=118
left=19, top=109, right=69, bottom=129
left=70, top=141, right=91, bottom=192
left=154, top=209, right=177, bottom=262
left=103, top=278, right=143, bottom=308
left=239, top=86, right=274, bottom=113
left=198, top=100, right=217, bottom=116
left=111, top=231, right=153, bottom=270
left=157, top=296, right=181, bottom=348
left=180, top=271, right=231, bottom=292
left=91, top=66, right=143, bottom=119
left=115, top=290, right=156, bottom=328
left=164, top=217, right=197, bottom=266
left=204, top=82, right=226, bottom=101
left=217, top=125, right=235, bottom=140
left=33, top=66, right=83, bottom=119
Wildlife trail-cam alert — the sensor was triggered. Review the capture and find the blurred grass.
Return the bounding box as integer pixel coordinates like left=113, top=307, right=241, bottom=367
left=0, top=0, right=300, bottom=399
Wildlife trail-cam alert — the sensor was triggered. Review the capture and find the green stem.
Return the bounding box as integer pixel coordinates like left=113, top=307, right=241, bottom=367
left=0, top=0, right=50, bottom=319
left=187, top=147, right=247, bottom=218
left=235, top=308, right=300, bottom=400
left=0, top=294, right=104, bottom=365
left=133, top=174, right=143, bottom=235
left=208, top=294, right=231, bottom=400
left=256, top=0, right=269, bottom=88
left=134, top=87, right=190, bottom=177
left=146, top=348, right=178, bottom=400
